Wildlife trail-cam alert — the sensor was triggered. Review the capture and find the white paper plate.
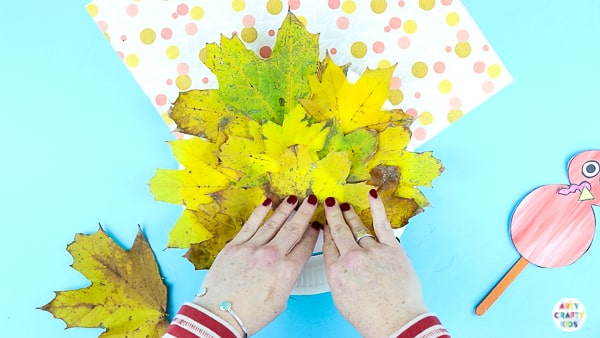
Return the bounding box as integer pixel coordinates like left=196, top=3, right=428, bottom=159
left=291, top=227, right=405, bottom=295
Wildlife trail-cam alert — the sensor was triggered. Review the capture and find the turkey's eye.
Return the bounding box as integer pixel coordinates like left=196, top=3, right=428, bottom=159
left=582, top=160, right=600, bottom=178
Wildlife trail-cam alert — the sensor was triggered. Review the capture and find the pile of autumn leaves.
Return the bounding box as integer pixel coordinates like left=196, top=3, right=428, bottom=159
left=149, top=13, right=443, bottom=270
left=41, top=12, right=442, bottom=337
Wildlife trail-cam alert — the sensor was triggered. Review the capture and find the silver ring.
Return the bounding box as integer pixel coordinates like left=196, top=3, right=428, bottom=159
left=355, top=232, right=376, bottom=243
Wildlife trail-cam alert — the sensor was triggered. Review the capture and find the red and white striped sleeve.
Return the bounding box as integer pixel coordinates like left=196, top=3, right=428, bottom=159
left=390, top=313, right=450, bottom=338
left=163, top=302, right=242, bottom=338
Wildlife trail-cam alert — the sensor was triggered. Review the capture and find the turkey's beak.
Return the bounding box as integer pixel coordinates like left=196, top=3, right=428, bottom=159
left=579, top=187, right=594, bottom=201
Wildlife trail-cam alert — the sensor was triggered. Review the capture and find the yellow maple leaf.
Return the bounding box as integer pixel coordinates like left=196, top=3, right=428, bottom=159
left=39, top=227, right=168, bottom=337
left=300, top=54, right=407, bottom=133
left=149, top=137, right=233, bottom=210
left=263, top=105, right=329, bottom=161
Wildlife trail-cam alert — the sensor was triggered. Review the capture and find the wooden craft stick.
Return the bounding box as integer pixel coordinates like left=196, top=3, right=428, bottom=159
left=475, top=256, right=529, bottom=316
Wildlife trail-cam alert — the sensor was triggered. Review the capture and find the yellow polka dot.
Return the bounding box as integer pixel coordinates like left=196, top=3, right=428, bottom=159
left=190, top=6, right=205, bottom=20
left=403, top=20, right=417, bottom=34
left=419, top=111, right=433, bottom=125
left=447, top=109, right=463, bottom=123
left=378, top=59, right=392, bottom=69
left=232, top=0, right=245, bottom=12
left=446, top=12, right=460, bottom=26
left=411, top=61, right=428, bottom=78
left=438, top=80, right=452, bottom=94
left=370, top=0, right=387, bottom=14
left=297, top=15, right=308, bottom=27
left=455, top=42, right=471, bottom=58
left=104, top=33, right=110, bottom=41
left=241, top=27, right=258, bottom=43
left=86, top=3, right=99, bottom=17
left=487, top=64, right=502, bottom=78
left=419, top=0, right=435, bottom=11
left=166, top=45, right=180, bottom=60
left=351, top=42, right=367, bottom=58
left=388, top=90, right=404, bottom=105
left=176, top=75, right=192, bottom=90
left=266, top=0, right=283, bottom=14
left=161, top=112, right=175, bottom=125
left=342, top=0, right=357, bottom=14
left=140, top=28, right=156, bottom=45
left=199, top=47, right=207, bottom=63
left=125, top=54, right=139, bottom=68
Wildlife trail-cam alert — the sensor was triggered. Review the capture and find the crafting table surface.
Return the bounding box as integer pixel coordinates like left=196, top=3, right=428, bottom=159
left=1, top=1, right=599, bottom=337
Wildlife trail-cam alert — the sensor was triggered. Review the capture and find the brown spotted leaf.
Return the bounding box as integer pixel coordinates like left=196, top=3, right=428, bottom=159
left=39, top=226, right=168, bottom=337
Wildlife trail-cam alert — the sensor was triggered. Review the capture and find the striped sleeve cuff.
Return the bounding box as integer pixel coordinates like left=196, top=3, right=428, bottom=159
left=390, top=313, right=450, bottom=338
left=163, top=302, right=242, bottom=338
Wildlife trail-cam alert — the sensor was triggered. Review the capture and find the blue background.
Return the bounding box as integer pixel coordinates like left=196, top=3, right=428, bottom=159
left=1, top=1, right=599, bottom=337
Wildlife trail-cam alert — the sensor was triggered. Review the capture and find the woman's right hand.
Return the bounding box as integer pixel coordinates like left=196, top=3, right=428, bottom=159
left=322, top=190, right=429, bottom=338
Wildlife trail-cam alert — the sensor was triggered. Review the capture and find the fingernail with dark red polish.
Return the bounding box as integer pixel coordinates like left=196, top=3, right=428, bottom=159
left=340, top=202, right=351, bottom=212
left=311, top=221, right=322, bottom=230
left=369, top=189, right=378, bottom=199
left=307, top=194, right=318, bottom=205
left=325, top=197, right=336, bottom=207
left=262, top=198, right=272, bottom=206
left=287, top=195, right=298, bottom=205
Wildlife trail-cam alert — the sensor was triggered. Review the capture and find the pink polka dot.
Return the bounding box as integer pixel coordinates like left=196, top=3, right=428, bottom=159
left=456, top=29, right=470, bottom=42
left=397, top=36, right=411, bottom=49
left=441, top=0, right=453, bottom=5
left=482, top=80, right=494, bottom=93
left=330, top=48, right=337, bottom=55
left=289, top=0, right=301, bottom=10
left=482, top=44, right=490, bottom=51
left=449, top=97, right=462, bottom=109
left=243, top=15, right=255, bottom=27
left=398, top=1, right=405, bottom=7
left=473, top=61, right=485, bottom=73
left=97, top=20, right=108, bottom=32
left=121, top=35, right=127, bottom=42
left=177, top=62, right=189, bottom=75
left=185, top=22, right=198, bottom=35
left=328, top=0, right=340, bottom=9
left=384, top=26, right=391, bottom=32
left=161, top=28, right=173, bottom=40
left=406, top=108, right=417, bottom=116
left=172, top=12, right=178, bottom=19
left=433, top=61, right=445, bottom=73
left=202, top=77, right=209, bottom=84
left=336, top=16, right=349, bottom=30
left=268, top=29, right=275, bottom=36
left=260, top=46, right=272, bottom=58
left=413, top=127, right=426, bottom=141
left=232, top=31, right=238, bottom=36
left=414, top=92, right=421, bottom=99
left=155, top=94, right=168, bottom=106
left=390, top=76, right=401, bottom=89
left=126, top=4, right=139, bottom=17
left=445, top=46, right=452, bottom=53
left=116, top=51, right=124, bottom=60
left=372, top=41, right=385, bottom=53
left=389, top=17, right=401, bottom=29
left=166, top=78, right=173, bottom=85
left=177, top=3, right=189, bottom=15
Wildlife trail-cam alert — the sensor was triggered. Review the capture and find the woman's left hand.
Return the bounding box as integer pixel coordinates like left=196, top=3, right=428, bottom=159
left=193, top=195, right=320, bottom=336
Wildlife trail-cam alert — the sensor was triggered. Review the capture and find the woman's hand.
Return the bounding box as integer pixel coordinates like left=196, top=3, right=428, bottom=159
left=322, top=190, right=429, bottom=338
left=193, top=195, right=319, bottom=336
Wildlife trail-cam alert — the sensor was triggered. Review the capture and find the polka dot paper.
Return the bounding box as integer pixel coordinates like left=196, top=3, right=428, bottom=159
left=87, top=0, right=512, bottom=150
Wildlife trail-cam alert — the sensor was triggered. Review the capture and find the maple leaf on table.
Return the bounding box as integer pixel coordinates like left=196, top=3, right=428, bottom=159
left=149, top=11, right=444, bottom=269
left=39, top=226, right=168, bottom=337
